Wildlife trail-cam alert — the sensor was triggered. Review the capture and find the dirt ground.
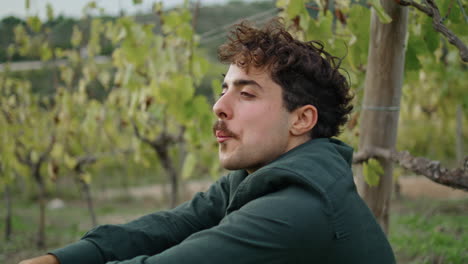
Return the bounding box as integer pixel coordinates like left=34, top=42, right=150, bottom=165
left=398, top=176, right=468, bottom=199
left=98, top=176, right=468, bottom=203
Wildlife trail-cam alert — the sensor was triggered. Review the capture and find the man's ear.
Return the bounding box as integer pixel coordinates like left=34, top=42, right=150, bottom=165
left=289, top=105, right=318, bottom=136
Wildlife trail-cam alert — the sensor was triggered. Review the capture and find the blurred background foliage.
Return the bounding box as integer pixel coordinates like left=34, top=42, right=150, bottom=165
left=0, top=0, right=467, bottom=263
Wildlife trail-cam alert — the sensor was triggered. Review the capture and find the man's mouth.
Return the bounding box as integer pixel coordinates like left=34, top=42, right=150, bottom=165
left=215, top=131, right=232, bottom=143
left=213, top=121, right=237, bottom=143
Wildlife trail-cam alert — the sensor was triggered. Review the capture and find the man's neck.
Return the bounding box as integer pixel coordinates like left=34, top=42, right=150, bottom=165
left=245, top=135, right=312, bottom=175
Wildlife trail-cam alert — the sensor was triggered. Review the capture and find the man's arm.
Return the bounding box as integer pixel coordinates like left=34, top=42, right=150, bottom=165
left=19, top=175, right=232, bottom=264
left=106, top=186, right=332, bottom=264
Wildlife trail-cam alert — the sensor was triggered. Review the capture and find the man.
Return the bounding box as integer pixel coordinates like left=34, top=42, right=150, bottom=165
left=20, top=19, right=395, bottom=264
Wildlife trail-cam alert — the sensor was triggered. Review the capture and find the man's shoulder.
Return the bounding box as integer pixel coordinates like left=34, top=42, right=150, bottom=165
left=239, top=185, right=333, bottom=241
left=262, top=138, right=353, bottom=186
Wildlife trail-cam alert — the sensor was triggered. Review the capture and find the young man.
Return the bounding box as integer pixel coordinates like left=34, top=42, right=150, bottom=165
left=20, top=19, right=395, bottom=264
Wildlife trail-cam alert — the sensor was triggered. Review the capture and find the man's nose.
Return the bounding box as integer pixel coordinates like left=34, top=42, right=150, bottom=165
left=213, top=93, right=232, bottom=120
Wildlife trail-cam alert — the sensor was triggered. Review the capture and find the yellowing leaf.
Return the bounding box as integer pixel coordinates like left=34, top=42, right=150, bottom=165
left=86, top=1, right=97, bottom=9
left=30, top=151, right=39, bottom=163
left=26, top=16, right=42, bottom=33
left=80, top=172, right=92, bottom=184
left=51, top=144, right=64, bottom=159
left=276, top=0, right=288, bottom=8
left=363, top=158, right=383, bottom=187
left=40, top=43, right=52, bottom=61
left=71, top=26, right=83, bottom=48
left=64, top=154, right=76, bottom=169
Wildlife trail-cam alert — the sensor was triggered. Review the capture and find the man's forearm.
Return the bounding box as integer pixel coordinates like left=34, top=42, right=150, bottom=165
left=19, top=254, right=60, bottom=264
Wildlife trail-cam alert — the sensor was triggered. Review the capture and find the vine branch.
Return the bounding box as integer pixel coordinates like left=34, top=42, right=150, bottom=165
left=397, top=0, right=468, bottom=62
left=354, top=147, right=468, bottom=191
left=14, top=139, right=32, bottom=167
left=37, top=135, right=56, bottom=166
left=132, top=121, right=158, bottom=149
left=73, top=149, right=133, bottom=174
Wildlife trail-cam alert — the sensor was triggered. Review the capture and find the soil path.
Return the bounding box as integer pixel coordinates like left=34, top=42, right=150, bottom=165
left=98, top=176, right=468, bottom=202
left=398, top=176, right=468, bottom=199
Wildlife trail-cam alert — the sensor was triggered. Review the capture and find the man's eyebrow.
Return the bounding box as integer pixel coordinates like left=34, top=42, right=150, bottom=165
left=221, top=79, right=263, bottom=90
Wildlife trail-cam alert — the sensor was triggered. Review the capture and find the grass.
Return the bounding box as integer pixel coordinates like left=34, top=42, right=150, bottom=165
left=1, top=190, right=467, bottom=264
left=389, top=198, right=468, bottom=264
left=1, top=193, right=168, bottom=264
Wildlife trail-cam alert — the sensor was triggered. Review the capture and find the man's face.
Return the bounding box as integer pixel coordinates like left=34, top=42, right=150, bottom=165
left=213, top=64, right=295, bottom=173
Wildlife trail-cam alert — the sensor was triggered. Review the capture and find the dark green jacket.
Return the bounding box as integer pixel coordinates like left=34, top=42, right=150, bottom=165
left=51, top=138, right=395, bottom=263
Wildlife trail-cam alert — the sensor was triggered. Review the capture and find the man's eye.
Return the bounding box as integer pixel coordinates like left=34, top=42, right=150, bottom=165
left=240, top=92, right=254, bottom=98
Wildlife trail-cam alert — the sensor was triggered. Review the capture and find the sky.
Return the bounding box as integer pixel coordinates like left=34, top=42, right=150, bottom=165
left=0, top=0, right=238, bottom=19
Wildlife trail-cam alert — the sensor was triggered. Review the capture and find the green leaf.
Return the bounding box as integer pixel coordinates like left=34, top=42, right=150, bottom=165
left=443, top=0, right=462, bottom=24
left=163, top=11, right=183, bottom=32
left=25, top=0, right=30, bottom=10
left=6, top=44, right=15, bottom=58
left=133, top=0, right=143, bottom=5
left=153, top=2, right=163, bottom=13
left=306, top=13, right=333, bottom=41
left=51, top=144, right=64, bottom=160
left=192, top=55, right=210, bottom=82
left=31, top=151, right=39, bottom=164
left=211, top=78, right=222, bottom=99
left=405, top=40, right=421, bottom=72
left=98, top=71, right=111, bottom=87
left=422, top=18, right=439, bottom=54
left=71, top=26, right=83, bottom=48
left=347, top=5, right=371, bottom=67
left=86, top=1, right=97, bottom=9
left=40, top=43, right=52, bottom=61
left=276, top=0, right=288, bottom=9
left=80, top=172, right=92, bottom=184
left=176, top=23, right=193, bottom=42
left=26, top=16, right=42, bottom=33
left=363, top=159, right=383, bottom=186
left=286, top=0, right=304, bottom=19
left=369, top=0, right=392, bottom=24
left=181, top=153, right=197, bottom=179
left=60, top=66, right=74, bottom=86
left=175, top=75, right=195, bottom=103
left=46, top=3, right=54, bottom=21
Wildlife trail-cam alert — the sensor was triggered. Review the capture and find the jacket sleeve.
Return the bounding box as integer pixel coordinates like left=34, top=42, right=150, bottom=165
left=105, top=186, right=333, bottom=264
left=49, top=175, right=231, bottom=264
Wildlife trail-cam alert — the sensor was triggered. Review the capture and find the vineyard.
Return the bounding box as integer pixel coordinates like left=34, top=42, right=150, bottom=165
left=1, top=0, right=467, bottom=263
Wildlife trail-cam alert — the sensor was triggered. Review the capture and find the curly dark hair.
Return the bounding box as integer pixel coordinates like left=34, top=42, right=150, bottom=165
left=218, top=18, right=353, bottom=138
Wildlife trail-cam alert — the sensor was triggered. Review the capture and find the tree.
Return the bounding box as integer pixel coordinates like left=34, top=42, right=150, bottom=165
left=2, top=19, right=60, bottom=247
left=101, top=2, right=216, bottom=208
left=5, top=77, right=57, bottom=248
left=0, top=71, right=31, bottom=241
left=354, top=1, right=408, bottom=233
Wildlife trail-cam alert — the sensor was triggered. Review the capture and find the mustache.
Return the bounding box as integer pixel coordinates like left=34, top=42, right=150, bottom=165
left=213, top=120, right=237, bottom=138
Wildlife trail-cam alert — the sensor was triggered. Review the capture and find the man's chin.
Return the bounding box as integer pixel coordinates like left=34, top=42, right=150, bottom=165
left=219, top=158, right=242, bottom=171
